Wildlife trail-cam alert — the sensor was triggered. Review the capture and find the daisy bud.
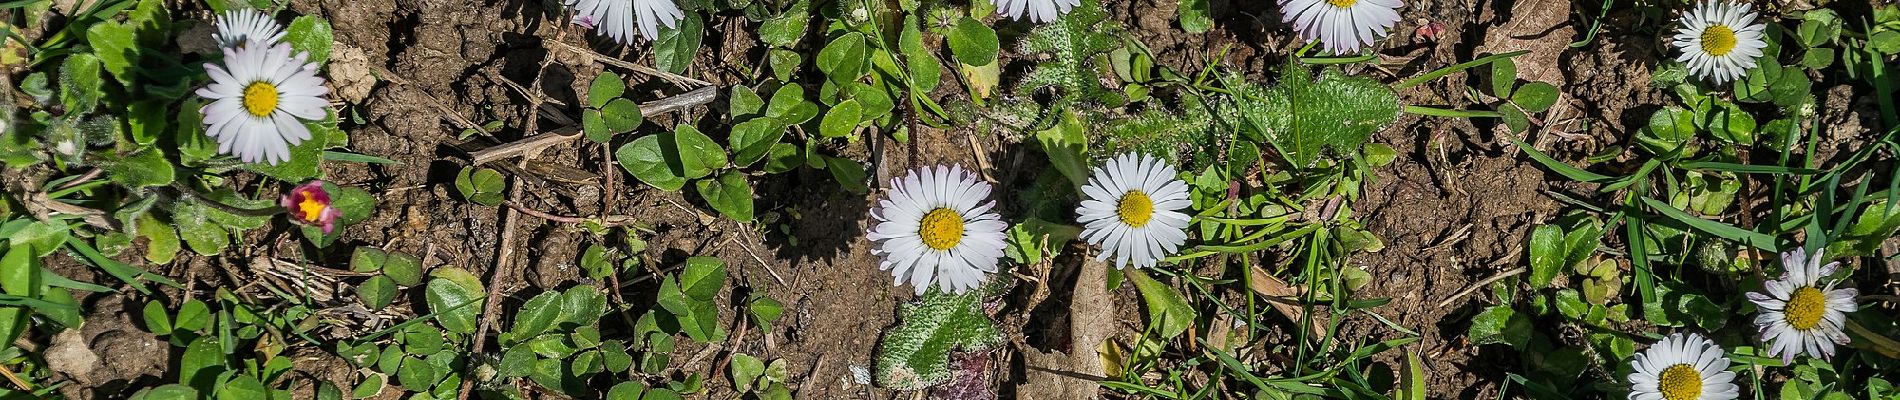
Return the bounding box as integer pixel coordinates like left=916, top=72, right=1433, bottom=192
left=281, top=181, right=341, bottom=234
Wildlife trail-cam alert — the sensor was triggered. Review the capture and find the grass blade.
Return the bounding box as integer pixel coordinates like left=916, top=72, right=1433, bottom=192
left=1639, top=197, right=1779, bottom=251
left=1507, top=137, right=1614, bottom=183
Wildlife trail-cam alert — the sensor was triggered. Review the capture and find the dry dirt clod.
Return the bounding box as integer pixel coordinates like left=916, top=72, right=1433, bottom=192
left=44, top=330, right=96, bottom=386
left=330, top=42, right=378, bottom=104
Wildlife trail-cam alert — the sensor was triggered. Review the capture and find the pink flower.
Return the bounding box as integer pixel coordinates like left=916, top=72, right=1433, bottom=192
left=281, top=181, right=340, bottom=233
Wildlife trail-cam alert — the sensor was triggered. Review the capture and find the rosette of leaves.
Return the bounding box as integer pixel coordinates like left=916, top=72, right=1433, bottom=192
left=873, top=288, right=1002, bottom=390
left=581, top=72, right=645, bottom=143
left=1485, top=58, right=1560, bottom=134
left=1017, top=0, right=1123, bottom=111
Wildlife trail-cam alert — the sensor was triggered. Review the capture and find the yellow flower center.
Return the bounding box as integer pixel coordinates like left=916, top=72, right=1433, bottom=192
left=1117, top=191, right=1154, bottom=227
left=242, top=82, right=279, bottom=118
left=1658, top=364, right=1702, bottom=400
left=1700, top=25, right=1737, bottom=56
left=1326, top=0, right=1357, bottom=7
left=297, top=194, right=326, bottom=222
left=917, top=208, right=964, bottom=251
left=1784, top=286, right=1826, bottom=331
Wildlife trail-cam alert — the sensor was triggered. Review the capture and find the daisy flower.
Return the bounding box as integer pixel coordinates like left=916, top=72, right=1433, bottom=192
left=1076, top=154, right=1191, bottom=269
left=1670, top=1, right=1767, bottom=84
left=1279, top=0, right=1403, bottom=54
left=867, top=165, right=1008, bottom=295
left=213, top=8, right=286, bottom=49
left=197, top=42, right=331, bottom=165
left=1745, top=248, right=1860, bottom=363
left=992, top=0, right=1080, bottom=23
left=1627, top=332, right=1740, bottom=400
left=281, top=181, right=340, bottom=233
left=565, top=0, right=686, bottom=44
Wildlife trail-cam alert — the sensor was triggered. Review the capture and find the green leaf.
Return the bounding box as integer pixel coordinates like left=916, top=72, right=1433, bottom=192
left=142, top=300, right=173, bottom=336
left=383, top=251, right=423, bottom=287
left=1490, top=57, right=1517, bottom=98
left=351, top=248, right=387, bottom=272
left=750, top=142, right=796, bottom=174
left=583, top=109, right=612, bottom=144
left=1034, top=111, right=1091, bottom=188
left=1796, top=9, right=1841, bottom=47
left=729, top=85, right=765, bottom=118
left=759, top=1, right=808, bottom=47
left=60, top=53, right=105, bottom=115
left=728, top=117, right=784, bottom=167
left=87, top=21, right=139, bottom=87
left=872, top=289, right=1001, bottom=390
left=1636, top=107, right=1696, bottom=156
left=1528, top=225, right=1564, bottom=288
left=1018, top=1, right=1121, bottom=106
left=945, top=17, right=999, bottom=66
left=219, top=375, right=268, bottom=400
left=615, top=134, right=688, bottom=191
left=1802, top=48, right=1835, bottom=69
left=601, top=98, right=644, bottom=133
left=509, top=290, right=564, bottom=342
left=424, top=267, right=485, bottom=334
left=108, top=149, right=175, bottom=189
left=180, top=336, right=227, bottom=389
left=132, top=385, right=199, bottom=400
left=769, top=48, right=802, bottom=82
left=679, top=257, right=727, bottom=301
left=242, top=121, right=331, bottom=181
left=397, top=356, right=441, bottom=390
left=1398, top=352, right=1426, bottom=400
left=351, top=374, right=385, bottom=399
left=696, top=170, right=755, bottom=222
left=818, top=99, right=862, bottom=138
left=730, top=353, right=766, bottom=392
left=823, top=155, right=868, bottom=194
left=358, top=275, right=397, bottom=310
left=673, top=125, right=726, bottom=179
left=606, top=382, right=643, bottom=400
left=1511, top=82, right=1559, bottom=113
left=176, top=299, right=212, bottom=332
left=765, top=85, right=816, bottom=124
left=1640, top=197, right=1779, bottom=252
left=1249, top=68, right=1400, bottom=168
left=817, top=32, right=869, bottom=83
left=1128, top=269, right=1195, bottom=339
left=1467, top=305, right=1530, bottom=349
left=173, top=202, right=231, bottom=256
left=455, top=167, right=506, bottom=207
left=900, top=16, right=940, bottom=92
left=136, top=214, right=180, bottom=264
left=1177, top=0, right=1212, bottom=33
left=284, top=16, right=335, bottom=65
left=588, top=72, right=626, bottom=108
left=557, top=286, right=606, bottom=329
left=654, top=13, right=704, bottom=74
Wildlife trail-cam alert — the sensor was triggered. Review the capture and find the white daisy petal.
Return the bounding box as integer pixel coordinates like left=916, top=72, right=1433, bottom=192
left=214, top=8, right=287, bottom=49
left=1668, top=1, right=1765, bottom=83
left=195, top=42, right=331, bottom=165
left=1745, top=246, right=1862, bottom=363
left=1279, top=0, right=1401, bottom=54
left=566, top=0, right=686, bottom=44
left=1075, top=154, right=1192, bottom=270
left=993, top=0, right=1076, bottom=23
left=1626, top=332, right=1738, bottom=400
left=867, top=165, right=1006, bottom=295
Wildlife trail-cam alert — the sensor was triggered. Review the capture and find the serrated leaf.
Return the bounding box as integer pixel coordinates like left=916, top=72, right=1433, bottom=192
left=284, top=16, right=334, bottom=65
left=1249, top=68, right=1399, bottom=168
left=1018, top=1, right=1120, bottom=106
left=873, top=289, right=1001, bottom=390
left=60, top=53, right=105, bottom=115
left=87, top=21, right=139, bottom=87
left=108, top=149, right=175, bottom=189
